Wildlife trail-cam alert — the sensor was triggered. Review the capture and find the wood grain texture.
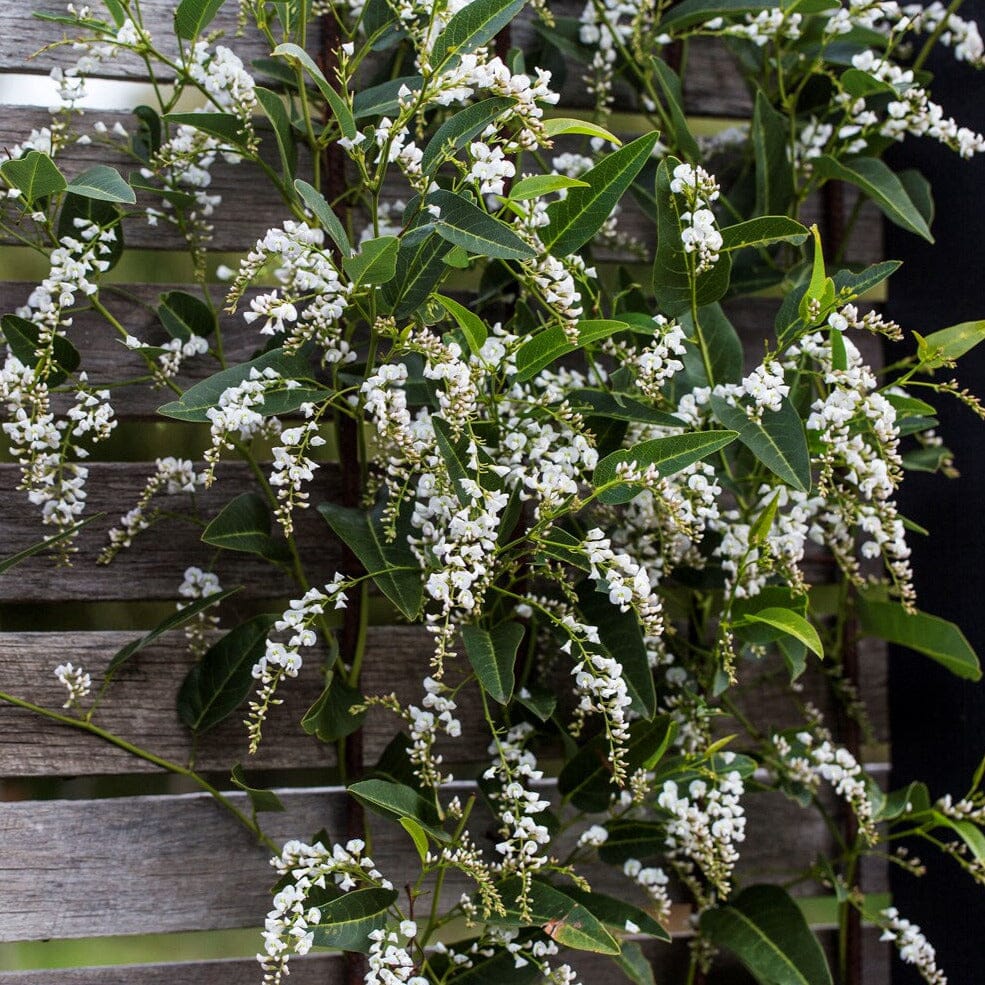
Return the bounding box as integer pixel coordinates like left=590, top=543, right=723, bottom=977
left=0, top=779, right=852, bottom=941
left=0, top=627, right=488, bottom=774
left=0, top=462, right=343, bottom=602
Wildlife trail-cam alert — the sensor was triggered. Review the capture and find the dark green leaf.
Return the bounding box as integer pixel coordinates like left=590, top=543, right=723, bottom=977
left=543, top=118, right=621, bottom=143
left=1, top=150, right=66, bottom=204
left=109, top=587, right=240, bottom=674
left=432, top=415, right=473, bottom=505
left=496, top=878, right=620, bottom=954
left=352, top=76, right=422, bottom=119
left=680, top=303, right=743, bottom=385
left=710, top=395, right=811, bottom=492
left=514, top=319, right=630, bottom=382
left=383, top=225, right=453, bottom=318
left=174, top=0, right=225, bottom=39
left=743, top=608, right=823, bottom=659
left=753, top=91, right=794, bottom=216
left=594, top=430, right=738, bottom=504
left=348, top=778, right=449, bottom=840
left=158, top=290, right=216, bottom=341
left=178, top=614, right=276, bottom=733
left=832, top=260, right=901, bottom=300
left=516, top=683, right=556, bottom=721
left=509, top=174, right=589, bottom=200
left=256, top=86, right=298, bottom=182
left=202, top=492, right=288, bottom=561
left=422, top=97, right=513, bottom=173
left=317, top=502, right=423, bottom=620
left=67, top=164, right=135, bottom=204
left=302, top=672, right=367, bottom=741
left=438, top=293, right=487, bottom=354
left=272, top=43, right=357, bottom=140
left=659, top=0, right=777, bottom=31
left=0, top=515, right=101, bottom=574
left=813, top=155, right=933, bottom=242
left=545, top=133, right=660, bottom=256
left=428, top=189, right=537, bottom=260
left=650, top=59, right=699, bottom=161
left=462, top=621, right=524, bottom=703
left=701, top=885, right=834, bottom=985
left=614, top=940, right=657, bottom=985
left=310, top=887, right=399, bottom=951
left=560, top=886, right=670, bottom=942
left=343, top=235, right=399, bottom=287
left=1, top=314, right=80, bottom=386
left=431, top=0, right=528, bottom=67
left=230, top=763, right=286, bottom=813
left=569, top=388, right=684, bottom=426
left=294, top=178, right=352, bottom=257
left=857, top=598, right=981, bottom=680
left=597, top=820, right=665, bottom=864
left=720, top=216, right=809, bottom=252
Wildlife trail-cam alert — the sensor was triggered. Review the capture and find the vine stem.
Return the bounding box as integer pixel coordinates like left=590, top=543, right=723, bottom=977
left=0, top=689, right=277, bottom=852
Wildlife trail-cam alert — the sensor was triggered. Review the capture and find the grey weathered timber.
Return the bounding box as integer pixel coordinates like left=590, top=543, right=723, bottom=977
left=0, top=462, right=343, bottom=602
left=0, top=780, right=850, bottom=941
left=0, top=627, right=489, bottom=774
left=0, top=628, right=886, bottom=776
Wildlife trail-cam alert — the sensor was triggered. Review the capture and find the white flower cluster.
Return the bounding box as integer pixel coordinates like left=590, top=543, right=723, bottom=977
left=247, top=582, right=346, bottom=752
left=669, top=164, right=723, bottom=273
left=270, top=413, right=326, bottom=536
left=405, top=674, right=462, bottom=788
left=54, top=661, right=91, bottom=710
left=100, top=457, right=207, bottom=563
left=236, top=221, right=353, bottom=360
left=657, top=758, right=746, bottom=897
left=632, top=317, right=688, bottom=399
left=484, top=722, right=552, bottom=914
left=366, top=926, right=428, bottom=985
left=187, top=43, right=258, bottom=125
left=261, top=837, right=393, bottom=985
left=177, top=566, right=223, bottom=659
left=153, top=334, right=210, bottom=382
left=879, top=907, right=947, bottom=985
left=583, top=528, right=664, bottom=637
left=623, top=857, right=673, bottom=923
left=715, top=8, right=803, bottom=45
left=904, top=1, right=985, bottom=65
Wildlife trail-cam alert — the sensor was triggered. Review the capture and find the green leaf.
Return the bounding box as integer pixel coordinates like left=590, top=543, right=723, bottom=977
left=917, top=320, right=985, bottom=370
left=514, top=319, right=630, bottom=382
left=652, top=156, right=731, bottom=316
left=569, top=388, right=684, bottom=426
left=462, top=622, right=524, bottom=703
left=230, top=763, right=286, bottom=813
left=446, top=944, right=542, bottom=984
left=749, top=489, right=782, bottom=546
left=545, top=133, right=660, bottom=256
left=559, top=717, right=675, bottom=812
left=66, top=164, right=136, bottom=204
left=158, top=290, right=216, bottom=341
left=659, top=0, right=778, bottom=31
left=597, top=820, right=665, bottom=864
left=594, top=430, right=738, bottom=504
left=352, top=76, right=422, bottom=119
left=174, top=0, right=225, bottom=39
left=710, top=395, right=811, bottom=492
left=294, top=178, right=352, bottom=257
left=301, top=672, right=367, bottom=741
left=400, top=816, right=430, bottom=863
left=543, top=117, right=621, bottom=144
left=272, top=42, right=357, bottom=140
left=158, top=348, right=328, bottom=422
left=576, top=583, right=657, bottom=718
left=743, top=608, right=823, bottom=659
left=798, top=225, right=835, bottom=324
left=496, top=879, right=620, bottom=954
left=57, top=195, right=124, bottom=269
left=422, top=97, right=513, bottom=173
left=650, top=59, right=699, bottom=161
left=256, top=86, right=298, bottom=182
left=1, top=151, right=66, bottom=205
left=202, top=492, right=289, bottom=562
left=701, top=885, right=834, bottom=985
left=857, top=598, right=981, bottom=680
left=813, top=155, right=933, bottom=242
left=178, top=614, right=276, bottom=733
left=437, top=294, right=487, bottom=354
left=613, top=940, right=657, bottom=985
left=508, top=174, right=589, bottom=200
left=1, top=314, right=80, bottom=387
left=0, top=515, right=101, bottom=575
left=428, top=190, right=537, bottom=261
left=310, top=887, right=399, bottom=951
left=348, top=778, right=449, bottom=840
left=343, top=235, right=399, bottom=287
left=753, top=91, right=795, bottom=216
left=317, top=502, right=423, bottom=620
left=720, top=216, right=809, bottom=252
left=680, top=304, right=743, bottom=386
left=383, top=224, right=453, bottom=318
left=430, top=0, right=528, bottom=67
left=560, top=886, right=670, bottom=942
left=164, top=112, right=253, bottom=153
left=832, top=260, right=901, bottom=300
left=516, top=683, right=557, bottom=721
left=109, top=587, right=240, bottom=674
left=432, top=415, right=474, bottom=505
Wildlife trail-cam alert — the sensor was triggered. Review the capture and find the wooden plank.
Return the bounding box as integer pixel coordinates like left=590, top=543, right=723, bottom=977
left=0, top=628, right=489, bottom=775
left=0, top=781, right=848, bottom=941
left=0, top=462, right=343, bottom=602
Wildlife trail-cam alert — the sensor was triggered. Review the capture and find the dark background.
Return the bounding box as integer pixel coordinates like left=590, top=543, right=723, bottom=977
left=885, top=3, right=985, bottom=979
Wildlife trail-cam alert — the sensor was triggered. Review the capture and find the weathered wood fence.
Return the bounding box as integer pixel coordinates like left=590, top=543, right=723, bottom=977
left=0, top=2, right=893, bottom=981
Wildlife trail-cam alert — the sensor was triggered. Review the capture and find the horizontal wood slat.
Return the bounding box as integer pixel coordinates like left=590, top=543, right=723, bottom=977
left=0, top=625, right=885, bottom=776
left=0, top=462, right=342, bottom=602
left=0, top=780, right=856, bottom=941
